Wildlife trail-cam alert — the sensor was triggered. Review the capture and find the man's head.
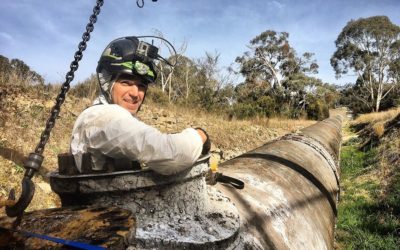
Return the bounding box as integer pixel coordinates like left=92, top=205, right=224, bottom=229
left=111, top=74, right=148, bottom=115
left=96, top=36, right=158, bottom=109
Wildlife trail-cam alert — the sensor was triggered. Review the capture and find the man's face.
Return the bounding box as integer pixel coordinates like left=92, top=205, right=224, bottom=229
left=111, top=74, right=148, bottom=115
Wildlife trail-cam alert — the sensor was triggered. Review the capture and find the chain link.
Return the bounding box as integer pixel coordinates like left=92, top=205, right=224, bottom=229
left=34, top=0, right=104, bottom=154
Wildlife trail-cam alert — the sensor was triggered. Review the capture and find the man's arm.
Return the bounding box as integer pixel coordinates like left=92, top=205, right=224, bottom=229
left=71, top=104, right=204, bottom=175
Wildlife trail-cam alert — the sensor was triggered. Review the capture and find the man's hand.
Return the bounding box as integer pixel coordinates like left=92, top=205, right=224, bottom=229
left=196, top=128, right=211, bottom=155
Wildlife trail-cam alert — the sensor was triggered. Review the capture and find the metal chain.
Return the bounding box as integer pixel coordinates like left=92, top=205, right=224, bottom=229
left=34, top=0, right=104, bottom=155
left=137, top=0, right=157, bottom=8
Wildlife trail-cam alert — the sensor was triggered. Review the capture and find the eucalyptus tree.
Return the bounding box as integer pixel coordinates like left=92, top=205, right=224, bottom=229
left=331, top=16, right=400, bottom=112
left=157, top=42, right=187, bottom=102
left=0, top=55, right=12, bottom=84
left=0, top=55, right=44, bottom=86
left=235, top=30, right=318, bottom=90
left=167, top=55, right=197, bottom=103
left=192, top=51, right=225, bottom=110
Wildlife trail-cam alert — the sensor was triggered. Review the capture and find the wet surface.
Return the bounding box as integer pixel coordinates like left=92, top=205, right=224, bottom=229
left=0, top=206, right=134, bottom=249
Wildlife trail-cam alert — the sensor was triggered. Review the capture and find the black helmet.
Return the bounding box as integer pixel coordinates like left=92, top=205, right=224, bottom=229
left=96, top=36, right=160, bottom=103
left=97, top=36, right=158, bottom=83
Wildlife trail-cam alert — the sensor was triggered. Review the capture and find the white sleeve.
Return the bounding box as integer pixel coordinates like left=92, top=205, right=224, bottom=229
left=70, top=104, right=203, bottom=175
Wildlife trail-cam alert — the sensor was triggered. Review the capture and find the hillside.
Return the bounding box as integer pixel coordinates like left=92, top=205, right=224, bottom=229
left=0, top=84, right=315, bottom=216
left=2, top=83, right=399, bottom=248
left=336, top=108, right=400, bottom=248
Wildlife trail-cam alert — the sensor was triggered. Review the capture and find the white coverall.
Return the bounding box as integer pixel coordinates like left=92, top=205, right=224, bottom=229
left=70, top=103, right=203, bottom=175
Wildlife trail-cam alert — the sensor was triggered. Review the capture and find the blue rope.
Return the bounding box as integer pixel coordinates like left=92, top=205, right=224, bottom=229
left=1, top=226, right=106, bottom=250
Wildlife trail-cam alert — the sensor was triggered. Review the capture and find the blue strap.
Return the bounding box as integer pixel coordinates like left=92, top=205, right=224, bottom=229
left=1, top=227, right=106, bottom=250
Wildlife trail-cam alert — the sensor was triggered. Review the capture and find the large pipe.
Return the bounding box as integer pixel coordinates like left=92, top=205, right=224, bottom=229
left=1, top=116, right=342, bottom=249
left=217, top=115, right=342, bottom=249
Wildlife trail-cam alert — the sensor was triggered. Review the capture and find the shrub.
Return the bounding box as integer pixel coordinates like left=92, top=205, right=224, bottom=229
left=231, top=102, right=259, bottom=119
left=256, top=95, right=276, bottom=117
left=146, top=85, right=169, bottom=105
left=69, top=74, right=98, bottom=100
left=306, top=95, right=329, bottom=120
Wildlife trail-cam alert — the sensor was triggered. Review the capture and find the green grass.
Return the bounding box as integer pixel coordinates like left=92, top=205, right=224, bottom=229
left=13, top=163, right=24, bottom=173
left=336, top=141, right=400, bottom=249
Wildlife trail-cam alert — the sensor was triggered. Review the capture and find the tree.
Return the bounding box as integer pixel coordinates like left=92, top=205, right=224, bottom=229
left=157, top=50, right=187, bottom=103
left=152, top=30, right=189, bottom=103
left=70, top=74, right=98, bottom=100
left=235, top=30, right=318, bottom=90
left=0, top=55, right=12, bottom=84
left=10, top=58, right=30, bottom=79
left=168, top=55, right=197, bottom=103
left=0, top=55, right=44, bottom=86
left=338, top=83, right=371, bottom=115
left=331, top=16, right=400, bottom=112
left=233, top=30, right=322, bottom=119
left=192, top=51, right=223, bottom=110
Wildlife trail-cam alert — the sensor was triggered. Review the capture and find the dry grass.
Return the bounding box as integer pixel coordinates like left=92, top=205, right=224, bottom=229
left=0, top=83, right=92, bottom=215
left=140, top=102, right=316, bottom=158
left=372, top=122, right=385, bottom=138
left=377, top=127, right=400, bottom=201
left=253, top=117, right=315, bottom=131
left=352, top=107, right=400, bottom=126
left=147, top=100, right=316, bottom=132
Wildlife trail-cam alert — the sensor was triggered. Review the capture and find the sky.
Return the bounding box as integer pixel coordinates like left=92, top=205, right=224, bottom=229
left=0, top=0, right=399, bottom=86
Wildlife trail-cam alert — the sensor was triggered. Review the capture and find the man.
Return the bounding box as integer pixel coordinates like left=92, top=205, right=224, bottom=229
left=70, top=36, right=210, bottom=175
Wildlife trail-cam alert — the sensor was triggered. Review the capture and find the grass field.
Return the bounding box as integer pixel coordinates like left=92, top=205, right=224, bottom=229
left=336, top=120, right=400, bottom=249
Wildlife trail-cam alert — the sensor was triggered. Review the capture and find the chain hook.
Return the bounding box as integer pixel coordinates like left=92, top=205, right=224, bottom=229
left=137, top=0, right=157, bottom=8
left=5, top=178, right=35, bottom=217
left=137, top=0, right=144, bottom=8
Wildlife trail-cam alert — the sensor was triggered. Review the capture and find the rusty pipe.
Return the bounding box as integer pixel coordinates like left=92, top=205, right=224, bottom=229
left=217, top=115, right=343, bottom=249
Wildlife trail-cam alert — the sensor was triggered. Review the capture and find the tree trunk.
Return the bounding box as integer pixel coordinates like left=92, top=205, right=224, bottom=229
left=375, top=99, right=381, bottom=112
left=168, top=74, right=172, bottom=103
left=160, top=63, right=166, bottom=92
left=185, top=68, right=190, bottom=100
